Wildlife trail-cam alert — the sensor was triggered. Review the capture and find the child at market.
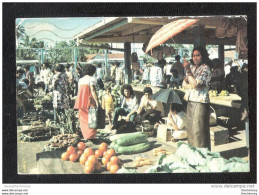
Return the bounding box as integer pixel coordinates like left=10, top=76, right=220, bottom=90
left=167, top=103, right=187, bottom=142
left=102, top=87, right=115, bottom=127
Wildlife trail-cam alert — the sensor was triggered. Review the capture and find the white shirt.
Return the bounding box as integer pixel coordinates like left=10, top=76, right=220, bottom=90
left=167, top=111, right=186, bottom=130
left=96, top=67, right=104, bottom=79
left=139, top=96, right=164, bottom=117
left=78, top=75, right=97, bottom=86
left=41, top=68, right=52, bottom=84
left=150, top=66, right=163, bottom=87
left=165, top=64, right=172, bottom=75
left=115, top=67, right=123, bottom=81
left=224, top=65, right=231, bottom=77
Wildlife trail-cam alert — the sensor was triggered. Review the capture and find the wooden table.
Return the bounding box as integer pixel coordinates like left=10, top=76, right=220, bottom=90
left=133, top=85, right=242, bottom=109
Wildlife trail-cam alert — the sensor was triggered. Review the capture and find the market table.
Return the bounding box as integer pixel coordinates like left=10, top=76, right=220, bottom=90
left=36, top=137, right=177, bottom=174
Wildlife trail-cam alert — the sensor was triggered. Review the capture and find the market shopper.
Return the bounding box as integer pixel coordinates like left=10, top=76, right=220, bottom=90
left=95, top=62, right=104, bottom=90
left=150, top=62, right=163, bottom=88
left=141, top=63, right=150, bottom=84
left=210, top=58, right=225, bottom=93
left=24, top=65, right=34, bottom=95
left=114, top=61, right=123, bottom=85
left=134, top=87, right=164, bottom=126
left=182, top=46, right=212, bottom=150
left=164, top=61, right=173, bottom=85
left=73, top=67, right=83, bottom=95
left=167, top=103, right=187, bottom=142
left=171, top=55, right=184, bottom=80
left=52, top=64, right=70, bottom=123
left=65, top=64, right=74, bottom=96
left=41, top=62, right=52, bottom=94
left=170, top=69, right=182, bottom=89
left=111, top=84, right=138, bottom=126
left=74, top=64, right=100, bottom=140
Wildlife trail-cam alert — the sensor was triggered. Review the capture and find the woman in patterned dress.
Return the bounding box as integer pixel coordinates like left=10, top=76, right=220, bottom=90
left=52, top=64, right=70, bottom=123
left=74, top=64, right=100, bottom=139
left=182, top=46, right=212, bottom=150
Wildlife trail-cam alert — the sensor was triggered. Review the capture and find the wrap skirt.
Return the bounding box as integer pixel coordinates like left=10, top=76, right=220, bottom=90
left=186, top=101, right=211, bottom=150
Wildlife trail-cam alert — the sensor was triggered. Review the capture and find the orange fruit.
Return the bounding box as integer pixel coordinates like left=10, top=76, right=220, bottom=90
left=67, top=146, right=76, bottom=155
left=99, top=143, right=108, bottom=151
left=77, top=149, right=84, bottom=156
left=95, top=162, right=102, bottom=172
left=110, top=164, right=119, bottom=174
left=107, top=149, right=116, bottom=157
left=101, top=157, right=109, bottom=166
left=77, top=142, right=86, bottom=150
left=95, top=149, right=103, bottom=158
left=104, top=153, right=112, bottom=161
left=84, top=164, right=95, bottom=174
left=106, top=162, right=113, bottom=171
left=61, top=152, right=70, bottom=161
left=84, top=148, right=95, bottom=157
left=79, top=153, right=88, bottom=165
left=110, top=156, right=120, bottom=165
left=87, top=155, right=98, bottom=165
left=103, top=151, right=107, bottom=157
left=69, top=153, right=78, bottom=162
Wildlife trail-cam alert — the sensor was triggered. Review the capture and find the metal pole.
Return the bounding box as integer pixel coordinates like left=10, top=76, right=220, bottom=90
left=41, top=48, right=44, bottom=64
left=105, top=49, right=108, bottom=76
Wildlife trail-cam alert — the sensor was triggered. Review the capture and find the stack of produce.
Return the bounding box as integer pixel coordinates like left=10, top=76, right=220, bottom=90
left=33, top=94, right=53, bottom=110
left=219, top=90, right=230, bottom=96
left=110, top=132, right=151, bottom=155
left=19, top=122, right=53, bottom=142
left=61, top=142, right=123, bottom=174
left=19, top=112, right=48, bottom=126
left=43, top=134, right=80, bottom=151
left=146, top=142, right=249, bottom=173
left=135, top=120, right=155, bottom=137
left=209, top=90, right=218, bottom=97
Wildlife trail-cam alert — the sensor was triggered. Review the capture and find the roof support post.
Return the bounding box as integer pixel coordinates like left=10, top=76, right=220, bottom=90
left=218, top=44, right=225, bottom=68
left=124, top=42, right=132, bottom=84
left=193, top=25, right=206, bottom=48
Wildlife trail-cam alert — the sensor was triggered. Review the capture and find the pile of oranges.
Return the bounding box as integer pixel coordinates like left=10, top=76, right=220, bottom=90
left=61, top=142, right=122, bottom=174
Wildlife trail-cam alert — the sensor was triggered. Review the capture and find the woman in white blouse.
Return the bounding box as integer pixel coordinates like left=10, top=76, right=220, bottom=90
left=167, top=103, right=187, bottom=141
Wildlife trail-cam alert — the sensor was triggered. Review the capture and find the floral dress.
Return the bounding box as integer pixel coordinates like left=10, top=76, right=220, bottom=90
left=52, top=72, right=70, bottom=109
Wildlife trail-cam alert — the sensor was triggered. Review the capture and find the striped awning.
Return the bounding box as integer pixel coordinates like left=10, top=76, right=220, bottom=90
left=145, top=19, right=199, bottom=53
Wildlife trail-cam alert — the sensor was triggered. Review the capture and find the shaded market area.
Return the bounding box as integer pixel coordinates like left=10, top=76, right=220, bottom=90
left=16, top=16, right=249, bottom=174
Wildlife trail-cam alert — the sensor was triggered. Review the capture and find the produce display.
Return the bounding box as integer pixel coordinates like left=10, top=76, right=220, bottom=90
left=19, top=120, right=60, bottom=142
left=110, top=132, right=151, bottom=154
left=33, top=94, right=53, bottom=110
left=218, top=90, right=230, bottom=96
left=146, top=142, right=249, bottom=173
left=152, top=148, right=173, bottom=156
left=43, top=134, right=80, bottom=151
left=209, top=90, right=229, bottom=97
left=60, top=142, right=123, bottom=174
left=19, top=112, right=50, bottom=126
left=135, top=121, right=155, bottom=137
left=133, top=157, right=152, bottom=167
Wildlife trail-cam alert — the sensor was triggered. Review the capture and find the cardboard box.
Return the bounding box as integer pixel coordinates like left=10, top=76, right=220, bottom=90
left=157, top=124, right=172, bottom=141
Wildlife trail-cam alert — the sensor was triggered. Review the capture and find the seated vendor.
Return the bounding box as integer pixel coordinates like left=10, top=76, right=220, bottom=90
left=167, top=103, right=187, bottom=142
left=134, top=87, right=164, bottom=127
left=111, top=84, right=138, bottom=127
